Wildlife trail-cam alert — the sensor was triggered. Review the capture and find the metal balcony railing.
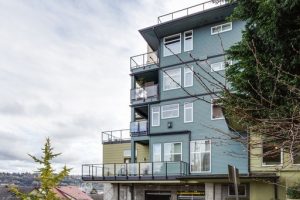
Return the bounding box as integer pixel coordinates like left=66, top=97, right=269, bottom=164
left=130, top=51, right=159, bottom=70
left=130, top=121, right=148, bottom=136
left=101, top=129, right=131, bottom=143
left=82, top=161, right=189, bottom=181
left=157, top=0, right=228, bottom=24
left=130, top=84, right=158, bottom=103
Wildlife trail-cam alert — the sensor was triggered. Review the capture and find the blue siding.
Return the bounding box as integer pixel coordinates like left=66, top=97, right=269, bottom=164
left=130, top=20, right=248, bottom=175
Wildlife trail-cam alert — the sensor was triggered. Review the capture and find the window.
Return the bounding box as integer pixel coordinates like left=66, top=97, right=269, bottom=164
left=190, top=140, right=211, bottom=172
left=211, top=99, right=224, bottom=120
left=151, top=106, right=160, bottom=126
left=184, top=66, right=193, bottom=87
left=228, top=184, right=246, bottom=196
left=163, top=33, right=181, bottom=57
left=163, top=68, right=181, bottom=91
left=211, top=22, right=232, bottom=35
left=161, top=104, right=179, bottom=119
left=164, top=142, right=182, bottom=161
left=210, top=60, right=232, bottom=72
left=262, top=141, right=282, bottom=166
left=184, top=30, right=193, bottom=52
left=153, top=143, right=161, bottom=162
left=184, top=102, right=193, bottom=123
left=293, top=147, right=300, bottom=164
left=123, top=149, right=131, bottom=157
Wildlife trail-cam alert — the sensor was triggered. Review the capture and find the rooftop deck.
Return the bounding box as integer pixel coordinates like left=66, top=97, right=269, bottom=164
left=157, top=0, right=228, bottom=24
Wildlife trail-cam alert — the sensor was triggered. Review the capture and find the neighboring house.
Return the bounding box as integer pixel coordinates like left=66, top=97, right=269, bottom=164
left=82, top=1, right=298, bottom=200
left=53, top=186, right=93, bottom=200
left=249, top=135, right=300, bottom=200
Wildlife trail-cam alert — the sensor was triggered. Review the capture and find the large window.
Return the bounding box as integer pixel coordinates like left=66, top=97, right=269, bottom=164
left=151, top=106, right=160, bottom=127
left=211, top=99, right=224, bottom=120
left=163, top=33, right=181, bottom=57
left=184, top=102, right=193, bottom=123
left=211, top=22, right=232, bottom=35
left=164, top=142, right=182, bottom=161
left=184, top=66, right=193, bottom=87
left=262, top=141, right=282, bottom=166
left=163, top=68, right=181, bottom=91
left=161, top=104, right=179, bottom=119
left=190, top=140, right=211, bottom=172
left=153, top=143, right=161, bottom=162
left=184, top=30, right=193, bottom=52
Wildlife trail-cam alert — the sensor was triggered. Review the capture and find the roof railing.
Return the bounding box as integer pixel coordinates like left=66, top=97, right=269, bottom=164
left=157, top=0, right=228, bottom=24
left=101, top=129, right=131, bottom=143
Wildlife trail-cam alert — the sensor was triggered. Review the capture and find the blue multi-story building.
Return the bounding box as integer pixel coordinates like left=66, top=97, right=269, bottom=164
left=82, top=2, right=260, bottom=200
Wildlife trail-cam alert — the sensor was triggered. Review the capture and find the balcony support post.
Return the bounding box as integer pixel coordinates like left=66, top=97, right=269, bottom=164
left=165, top=162, right=168, bottom=179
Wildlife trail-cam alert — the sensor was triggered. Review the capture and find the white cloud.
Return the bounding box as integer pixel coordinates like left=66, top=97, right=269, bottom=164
left=0, top=0, right=205, bottom=174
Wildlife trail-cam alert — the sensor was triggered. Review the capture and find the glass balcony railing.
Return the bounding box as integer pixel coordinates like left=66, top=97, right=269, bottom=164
left=101, top=129, right=131, bottom=143
left=131, top=84, right=158, bottom=103
left=157, top=0, right=228, bottom=24
left=82, top=161, right=189, bottom=181
left=130, top=121, right=148, bottom=136
left=130, top=51, right=159, bottom=70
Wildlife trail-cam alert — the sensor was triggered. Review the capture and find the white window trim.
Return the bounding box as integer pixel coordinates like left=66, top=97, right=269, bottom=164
left=164, top=142, right=182, bottom=162
left=211, top=22, right=232, bottom=35
left=161, top=104, right=179, bottom=119
left=211, top=98, right=224, bottom=120
left=184, top=30, right=193, bottom=52
left=163, top=33, right=181, bottom=57
left=151, top=106, right=160, bottom=127
left=190, top=140, right=211, bottom=173
left=261, top=146, right=283, bottom=167
left=184, top=66, right=193, bottom=87
left=228, top=184, right=247, bottom=197
left=123, top=149, right=131, bottom=157
left=163, top=68, right=181, bottom=91
left=153, top=143, right=161, bottom=162
left=184, top=102, right=193, bottom=123
left=210, top=60, right=232, bottom=72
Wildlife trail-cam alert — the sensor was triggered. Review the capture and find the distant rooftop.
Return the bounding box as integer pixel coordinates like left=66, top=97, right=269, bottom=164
left=157, top=0, right=228, bottom=24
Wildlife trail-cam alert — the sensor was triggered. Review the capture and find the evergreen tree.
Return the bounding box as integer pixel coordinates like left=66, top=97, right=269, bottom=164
left=222, top=0, right=300, bottom=159
left=11, top=138, right=71, bottom=200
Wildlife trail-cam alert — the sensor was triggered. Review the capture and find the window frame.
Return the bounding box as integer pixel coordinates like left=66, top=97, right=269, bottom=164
left=161, top=104, right=179, bottom=119
left=184, top=30, right=193, bottom=52
left=292, top=148, right=300, bottom=165
left=164, top=142, right=182, bottom=162
left=184, top=102, right=193, bottom=123
left=123, top=149, right=131, bottom=157
left=184, top=66, right=193, bottom=87
left=163, top=68, right=182, bottom=91
left=211, top=98, right=224, bottom=120
left=163, top=33, right=181, bottom=57
left=153, top=143, right=162, bottom=162
left=190, top=140, right=211, bottom=173
left=210, top=60, right=232, bottom=72
left=228, top=184, right=247, bottom=197
left=261, top=141, right=283, bottom=167
left=211, top=22, right=232, bottom=35
left=151, top=106, right=160, bottom=127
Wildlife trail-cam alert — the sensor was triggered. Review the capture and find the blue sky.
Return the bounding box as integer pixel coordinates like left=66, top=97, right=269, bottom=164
left=0, top=0, right=202, bottom=174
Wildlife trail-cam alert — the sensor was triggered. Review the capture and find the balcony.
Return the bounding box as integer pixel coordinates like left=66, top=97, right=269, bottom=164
left=82, top=161, right=189, bottom=181
left=130, top=51, right=159, bottom=72
left=131, top=84, right=158, bottom=104
left=102, top=129, right=131, bottom=144
left=130, top=121, right=148, bottom=137
left=157, top=0, right=228, bottom=24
